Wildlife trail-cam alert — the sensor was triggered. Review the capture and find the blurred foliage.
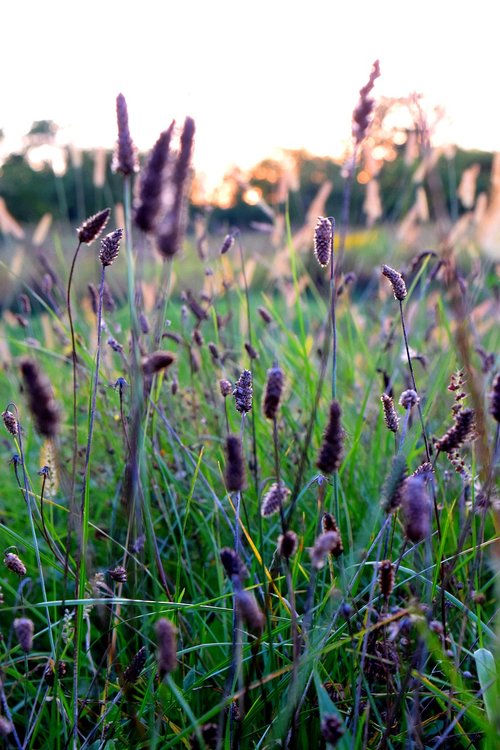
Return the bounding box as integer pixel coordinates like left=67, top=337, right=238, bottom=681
left=0, top=118, right=495, bottom=231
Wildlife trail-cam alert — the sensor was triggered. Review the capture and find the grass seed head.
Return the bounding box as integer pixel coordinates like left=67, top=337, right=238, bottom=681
left=263, top=365, right=284, bottom=420
left=382, top=453, right=407, bottom=513
left=134, top=122, right=175, bottom=233
left=112, top=93, right=139, bottom=176
left=317, top=400, right=344, bottom=474
left=219, top=379, right=232, bottom=397
left=435, top=407, right=475, bottom=454
left=489, top=373, right=500, bottom=423
left=278, top=530, right=299, bottom=559
left=261, top=482, right=290, bottom=517
left=352, top=59, right=380, bottom=145
left=123, top=646, right=147, bottom=684
left=381, top=393, right=399, bottom=432
left=321, top=513, right=343, bottom=556
left=224, top=435, right=246, bottom=492
left=77, top=208, right=111, bottom=244
left=4, top=551, right=27, bottom=576
left=2, top=409, right=18, bottom=436
left=382, top=264, right=407, bottom=301
left=155, top=116, right=195, bottom=259
left=220, top=547, right=248, bottom=581
left=310, top=531, right=343, bottom=568
left=109, top=566, right=127, bottom=583
left=220, top=233, right=235, bottom=255
left=233, top=369, right=253, bottom=414
left=141, top=351, right=176, bottom=376
left=235, top=588, right=265, bottom=633
left=402, top=476, right=431, bottom=543
left=99, top=228, right=124, bottom=267
left=0, top=716, right=13, bottom=737
left=320, top=714, right=345, bottom=746
left=14, top=617, right=34, bottom=653
left=258, top=306, right=272, bottom=324
left=20, top=358, right=60, bottom=438
left=156, top=618, right=177, bottom=675
left=399, top=389, right=419, bottom=410
left=314, top=216, right=334, bottom=268
left=378, top=560, right=395, bottom=598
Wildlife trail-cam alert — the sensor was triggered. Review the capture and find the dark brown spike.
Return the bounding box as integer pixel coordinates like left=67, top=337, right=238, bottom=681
left=112, top=93, right=139, bottom=176
left=77, top=208, right=111, bottom=244
left=141, top=351, right=175, bottom=376
left=313, top=216, right=333, bottom=267
left=123, top=646, right=147, bottom=684
left=233, top=370, right=253, bottom=414
left=14, top=617, right=34, bottom=653
left=435, top=407, right=475, bottom=454
left=224, top=435, right=246, bottom=492
left=381, top=393, right=399, bottom=432
left=156, top=618, right=177, bottom=675
left=263, top=365, right=284, bottom=420
left=278, top=530, right=299, bottom=559
left=134, top=122, right=175, bottom=233
left=382, top=264, right=407, bottom=301
left=99, top=228, right=124, bottom=267
left=402, top=476, right=431, bottom=543
left=317, top=400, right=344, bottom=474
left=261, top=482, right=290, bottom=517
left=20, top=358, right=60, bottom=438
left=489, top=373, right=500, bottom=423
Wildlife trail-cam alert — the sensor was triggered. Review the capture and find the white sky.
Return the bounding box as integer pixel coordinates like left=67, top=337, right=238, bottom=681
left=1, top=0, right=498, bottom=187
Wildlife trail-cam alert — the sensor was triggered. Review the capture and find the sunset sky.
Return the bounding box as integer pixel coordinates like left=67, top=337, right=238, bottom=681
left=1, top=0, right=498, bottom=188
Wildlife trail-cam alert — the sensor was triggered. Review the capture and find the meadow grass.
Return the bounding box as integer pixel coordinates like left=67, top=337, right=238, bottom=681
left=0, top=98, right=499, bottom=750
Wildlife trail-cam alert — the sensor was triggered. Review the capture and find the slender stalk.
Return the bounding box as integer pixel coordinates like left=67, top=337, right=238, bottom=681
left=398, top=301, right=430, bottom=462
left=66, top=240, right=83, bottom=516
left=72, top=263, right=107, bottom=750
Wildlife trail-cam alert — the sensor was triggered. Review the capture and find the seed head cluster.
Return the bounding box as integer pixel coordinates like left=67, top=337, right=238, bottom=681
left=317, top=400, right=344, bottom=474
left=112, top=93, right=139, bottom=176
left=4, top=551, right=27, bottom=576
left=99, top=228, right=124, bottom=267
left=310, top=531, right=343, bottom=569
left=20, top=358, right=60, bottom=438
left=381, top=393, right=399, bottom=432
left=278, top=530, right=299, bottom=559
left=382, top=264, right=407, bottom=301
left=313, top=216, right=334, bottom=268
left=352, top=59, right=381, bottom=145
left=233, top=369, right=253, bottom=414
left=435, top=407, right=475, bottom=454
left=134, top=122, right=175, bottom=233
left=77, top=208, right=111, bottom=244
left=402, top=476, right=431, bottom=543
left=156, top=618, right=177, bottom=675
left=141, top=351, right=176, bottom=376
left=399, top=389, right=419, bottom=410
left=14, top=617, right=34, bottom=653
left=123, top=646, right=147, bottom=684
left=378, top=560, right=395, bottom=599
left=261, top=482, right=290, bottom=517
left=224, top=434, right=246, bottom=492
left=2, top=409, right=18, bottom=436
left=263, top=365, right=284, bottom=420
left=489, top=372, right=500, bottom=423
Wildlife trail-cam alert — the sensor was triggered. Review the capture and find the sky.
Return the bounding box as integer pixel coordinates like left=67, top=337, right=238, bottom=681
left=1, top=0, right=498, bottom=189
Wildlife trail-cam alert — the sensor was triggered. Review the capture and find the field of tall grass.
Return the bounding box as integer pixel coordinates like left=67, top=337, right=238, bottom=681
left=0, top=71, right=499, bottom=749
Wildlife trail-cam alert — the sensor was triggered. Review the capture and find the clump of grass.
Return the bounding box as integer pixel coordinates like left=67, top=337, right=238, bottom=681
left=0, top=85, right=498, bottom=750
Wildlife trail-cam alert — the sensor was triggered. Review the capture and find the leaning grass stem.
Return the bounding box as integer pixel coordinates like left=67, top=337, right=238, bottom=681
left=66, top=240, right=83, bottom=512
